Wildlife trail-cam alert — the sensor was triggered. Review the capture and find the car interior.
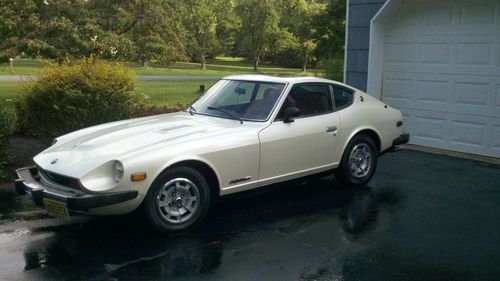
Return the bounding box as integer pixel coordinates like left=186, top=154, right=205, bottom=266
left=276, top=84, right=334, bottom=119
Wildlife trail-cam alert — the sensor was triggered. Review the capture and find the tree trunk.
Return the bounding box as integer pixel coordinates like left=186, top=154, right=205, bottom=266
left=301, top=53, right=308, bottom=72
left=200, top=53, right=206, bottom=70
left=253, top=54, right=260, bottom=72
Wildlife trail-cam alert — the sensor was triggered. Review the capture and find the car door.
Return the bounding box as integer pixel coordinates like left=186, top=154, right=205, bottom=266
left=258, top=83, right=341, bottom=181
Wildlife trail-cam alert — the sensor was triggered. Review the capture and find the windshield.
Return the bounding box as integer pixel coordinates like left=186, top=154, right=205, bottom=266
left=191, top=79, right=286, bottom=121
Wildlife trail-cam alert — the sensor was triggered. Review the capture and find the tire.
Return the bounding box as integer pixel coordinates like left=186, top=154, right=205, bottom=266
left=143, top=166, right=211, bottom=233
left=334, top=134, right=378, bottom=187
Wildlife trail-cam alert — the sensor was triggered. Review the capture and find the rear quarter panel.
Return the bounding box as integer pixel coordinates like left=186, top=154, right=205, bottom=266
left=335, top=91, right=403, bottom=161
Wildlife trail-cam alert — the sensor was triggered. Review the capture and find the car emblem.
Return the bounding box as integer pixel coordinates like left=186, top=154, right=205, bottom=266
left=51, top=158, right=58, bottom=165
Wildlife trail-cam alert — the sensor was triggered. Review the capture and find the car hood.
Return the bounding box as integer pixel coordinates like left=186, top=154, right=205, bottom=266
left=34, top=112, right=257, bottom=178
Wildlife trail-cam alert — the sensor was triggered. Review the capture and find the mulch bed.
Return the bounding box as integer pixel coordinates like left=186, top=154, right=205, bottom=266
left=0, top=135, right=47, bottom=183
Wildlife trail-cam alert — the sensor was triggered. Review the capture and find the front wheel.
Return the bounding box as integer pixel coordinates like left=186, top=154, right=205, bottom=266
left=334, top=135, right=378, bottom=187
left=143, top=166, right=211, bottom=233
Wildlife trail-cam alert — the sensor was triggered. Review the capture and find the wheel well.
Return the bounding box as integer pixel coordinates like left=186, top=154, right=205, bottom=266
left=169, top=160, right=220, bottom=198
left=354, top=129, right=381, bottom=153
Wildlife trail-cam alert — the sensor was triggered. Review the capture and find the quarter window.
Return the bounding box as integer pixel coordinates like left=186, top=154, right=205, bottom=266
left=332, top=87, right=354, bottom=110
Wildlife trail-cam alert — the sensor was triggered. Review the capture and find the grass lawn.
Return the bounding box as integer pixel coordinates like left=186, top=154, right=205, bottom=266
left=0, top=59, right=51, bottom=75
left=0, top=57, right=322, bottom=76
left=0, top=80, right=217, bottom=108
left=0, top=81, right=22, bottom=108
left=137, top=80, right=217, bottom=106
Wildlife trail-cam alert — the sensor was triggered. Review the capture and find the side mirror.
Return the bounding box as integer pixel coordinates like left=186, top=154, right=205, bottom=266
left=283, top=107, right=300, bottom=123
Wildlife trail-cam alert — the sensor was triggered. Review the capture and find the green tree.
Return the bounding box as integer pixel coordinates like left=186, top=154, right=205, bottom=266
left=215, top=6, right=240, bottom=58
left=277, top=0, right=324, bottom=69
left=181, top=0, right=231, bottom=69
left=0, top=0, right=45, bottom=62
left=301, top=39, right=317, bottom=71
left=91, top=0, right=186, bottom=66
left=1, top=0, right=106, bottom=62
left=312, top=0, right=346, bottom=59
left=235, top=0, right=280, bottom=71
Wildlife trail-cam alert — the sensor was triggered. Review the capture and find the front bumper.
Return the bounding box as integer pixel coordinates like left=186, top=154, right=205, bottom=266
left=15, top=166, right=138, bottom=211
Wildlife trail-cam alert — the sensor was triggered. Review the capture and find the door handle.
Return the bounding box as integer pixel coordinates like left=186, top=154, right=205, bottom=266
left=326, top=126, right=338, bottom=135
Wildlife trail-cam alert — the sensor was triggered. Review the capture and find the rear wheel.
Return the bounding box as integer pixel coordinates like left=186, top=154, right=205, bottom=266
left=143, top=166, right=211, bottom=233
left=334, top=134, right=378, bottom=187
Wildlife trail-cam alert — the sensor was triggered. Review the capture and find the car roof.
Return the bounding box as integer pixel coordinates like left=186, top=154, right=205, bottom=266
left=222, top=74, right=356, bottom=90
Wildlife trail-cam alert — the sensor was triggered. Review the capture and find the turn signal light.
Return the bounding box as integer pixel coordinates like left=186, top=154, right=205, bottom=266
left=396, top=120, right=403, bottom=127
left=131, top=173, right=147, bottom=181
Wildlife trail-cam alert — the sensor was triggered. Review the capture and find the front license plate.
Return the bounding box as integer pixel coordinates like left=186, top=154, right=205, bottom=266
left=43, top=198, right=70, bottom=220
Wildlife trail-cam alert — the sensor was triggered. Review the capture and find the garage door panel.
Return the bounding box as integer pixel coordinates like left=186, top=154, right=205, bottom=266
left=420, top=1, right=500, bottom=33
left=450, top=120, right=486, bottom=147
left=386, top=7, right=418, bottom=36
left=447, top=115, right=500, bottom=157
left=402, top=112, right=412, bottom=133
left=496, top=85, right=500, bottom=109
left=380, top=0, right=499, bottom=157
left=456, top=43, right=493, bottom=66
left=414, top=115, right=447, bottom=143
left=398, top=109, right=450, bottom=148
left=416, top=80, right=449, bottom=104
left=382, top=77, right=414, bottom=103
left=459, top=1, right=496, bottom=25
left=419, top=43, right=451, bottom=65
left=453, top=82, right=489, bottom=107
left=383, top=72, right=499, bottom=118
left=492, top=126, right=500, bottom=154
left=384, top=39, right=500, bottom=76
left=422, top=1, right=453, bottom=26
left=497, top=44, right=500, bottom=67
left=449, top=78, right=497, bottom=118
left=398, top=108, right=500, bottom=157
left=384, top=42, right=415, bottom=64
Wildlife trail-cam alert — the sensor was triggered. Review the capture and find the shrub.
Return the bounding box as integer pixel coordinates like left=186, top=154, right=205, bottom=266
left=16, top=59, right=141, bottom=139
left=130, top=103, right=186, bottom=118
left=0, top=108, right=16, bottom=178
left=322, top=56, right=344, bottom=82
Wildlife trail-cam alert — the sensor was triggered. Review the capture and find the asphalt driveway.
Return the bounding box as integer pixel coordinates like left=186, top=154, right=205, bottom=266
left=0, top=150, right=498, bottom=281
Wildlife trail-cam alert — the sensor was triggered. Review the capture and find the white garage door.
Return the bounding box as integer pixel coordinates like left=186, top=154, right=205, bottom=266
left=381, top=0, right=500, bottom=157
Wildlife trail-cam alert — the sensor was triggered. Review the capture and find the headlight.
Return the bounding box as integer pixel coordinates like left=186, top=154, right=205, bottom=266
left=113, top=161, right=124, bottom=183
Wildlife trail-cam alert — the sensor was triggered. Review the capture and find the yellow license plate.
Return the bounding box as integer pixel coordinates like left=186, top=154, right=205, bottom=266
left=43, top=198, right=70, bottom=220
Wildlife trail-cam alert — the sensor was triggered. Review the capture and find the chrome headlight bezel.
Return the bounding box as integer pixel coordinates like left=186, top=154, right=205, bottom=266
left=113, top=161, right=124, bottom=183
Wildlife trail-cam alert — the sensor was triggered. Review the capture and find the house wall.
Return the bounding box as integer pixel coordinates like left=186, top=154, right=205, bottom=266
left=345, top=0, right=386, bottom=91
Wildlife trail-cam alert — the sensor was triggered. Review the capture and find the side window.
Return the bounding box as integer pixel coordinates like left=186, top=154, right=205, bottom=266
left=332, top=87, right=354, bottom=111
left=278, top=83, right=333, bottom=119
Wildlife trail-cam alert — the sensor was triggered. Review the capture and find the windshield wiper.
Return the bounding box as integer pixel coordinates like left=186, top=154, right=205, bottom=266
left=207, top=106, right=243, bottom=124
left=187, top=105, right=196, bottom=115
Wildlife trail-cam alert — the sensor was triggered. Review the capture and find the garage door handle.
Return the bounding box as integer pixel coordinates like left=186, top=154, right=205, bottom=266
left=326, top=126, right=338, bottom=135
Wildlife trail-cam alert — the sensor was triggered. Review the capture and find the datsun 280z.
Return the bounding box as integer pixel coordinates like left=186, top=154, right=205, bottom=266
left=15, top=75, right=409, bottom=232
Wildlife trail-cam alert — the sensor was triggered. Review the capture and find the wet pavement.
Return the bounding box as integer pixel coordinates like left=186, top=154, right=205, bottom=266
left=0, top=150, right=499, bottom=281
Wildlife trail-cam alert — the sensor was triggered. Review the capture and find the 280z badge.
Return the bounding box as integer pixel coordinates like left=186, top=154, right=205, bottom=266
left=50, top=158, right=58, bottom=165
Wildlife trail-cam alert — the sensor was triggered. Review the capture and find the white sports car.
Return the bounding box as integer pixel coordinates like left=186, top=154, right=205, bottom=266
left=15, top=75, right=409, bottom=232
